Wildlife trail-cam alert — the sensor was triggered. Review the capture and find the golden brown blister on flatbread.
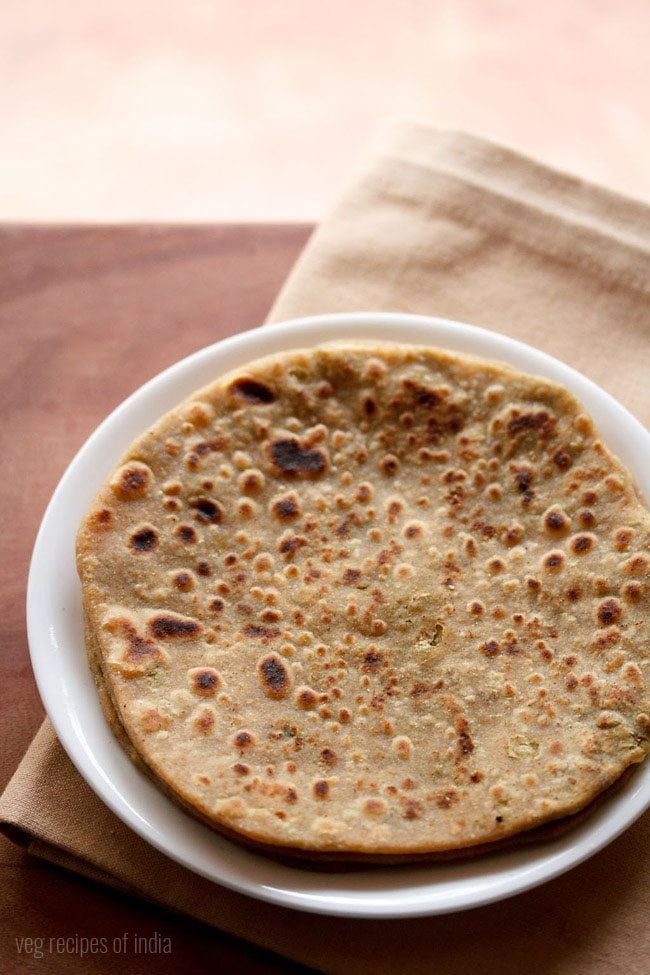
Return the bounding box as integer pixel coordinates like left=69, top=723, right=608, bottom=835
left=77, top=342, right=650, bottom=859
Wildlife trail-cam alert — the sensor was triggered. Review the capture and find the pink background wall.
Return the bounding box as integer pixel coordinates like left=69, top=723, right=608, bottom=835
left=1, top=1, right=648, bottom=219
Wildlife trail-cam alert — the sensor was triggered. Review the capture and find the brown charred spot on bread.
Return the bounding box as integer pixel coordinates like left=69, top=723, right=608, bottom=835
left=402, top=378, right=441, bottom=408
left=230, top=377, right=276, bottom=404
left=257, top=653, right=292, bottom=698
left=385, top=497, right=404, bottom=523
left=432, top=789, right=458, bottom=809
left=343, top=568, right=361, bottom=585
left=542, top=551, right=565, bottom=572
left=418, top=448, right=436, bottom=463
left=487, top=557, right=505, bottom=574
left=238, top=499, right=257, bottom=519
left=104, top=617, right=167, bottom=678
left=379, top=454, right=400, bottom=476
left=175, top=523, right=198, bottom=545
left=403, top=383, right=466, bottom=441
left=593, top=576, right=609, bottom=596
left=244, top=623, right=281, bottom=641
left=189, top=496, right=223, bottom=525
left=209, top=598, right=225, bottom=613
left=232, top=762, right=250, bottom=776
left=172, top=570, right=195, bottom=591
left=410, top=680, right=444, bottom=699
left=234, top=731, right=254, bottom=749
left=507, top=409, right=556, bottom=441
left=149, top=614, right=202, bottom=639
left=277, top=532, right=308, bottom=558
left=196, top=559, right=211, bottom=576
left=472, top=519, right=498, bottom=540
left=592, top=626, right=621, bottom=650
left=426, top=410, right=465, bottom=444
left=566, top=586, right=582, bottom=602
left=192, top=708, right=216, bottom=734
left=361, top=649, right=385, bottom=673
left=614, top=528, right=634, bottom=551
left=622, top=554, right=649, bottom=576
left=565, top=675, right=579, bottom=691
left=138, top=707, right=171, bottom=734
left=402, top=799, right=423, bottom=820
left=578, top=509, right=596, bottom=528
left=260, top=608, right=281, bottom=623
left=542, top=507, right=570, bottom=534
left=191, top=435, right=230, bottom=459
left=361, top=393, right=378, bottom=417
left=461, top=537, right=477, bottom=558
left=312, top=779, right=330, bottom=800
left=91, top=508, right=114, bottom=530
left=469, top=600, right=485, bottom=616
left=296, top=686, right=318, bottom=709
left=271, top=492, right=301, bottom=521
left=355, top=482, right=373, bottom=504
left=526, top=576, right=541, bottom=591
left=189, top=667, right=222, bottom=696
left=268, top=437, right=329, bottom=478
left=479, top=639, right=500, bottom=657
left=125, top=635, right=159, bottom=662
left=111, top=619, right=165, bottom=673
left=403, top=521, right=424, bottom=540
left=110, top=461, right=153, bottom=500
left=335, top=515, right=354, bottom=538
left=504, top=523, right=524, bottom=546
left=320, top=748, right=337, bottom=766
left=442, top=468, right=467, bottom=485
left=129, top=526, right=159, bottom=553
left=513, top=469, right=535, bottom=503
left=596, top=598, right=623, bottom=627
left=553, top=449, right=572, bottom=470
left=569, top=533, right=596, bottom=555
left=455, top=716, right=474, bottom=760
left=239, top=469, right=266, bottom=494
left=362, top=798, right=386, bottom=817
left=622, top=581, right=643, bottom=602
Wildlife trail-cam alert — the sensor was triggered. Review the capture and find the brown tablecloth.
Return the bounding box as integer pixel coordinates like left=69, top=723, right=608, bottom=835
left=2, top=125, right=650, bottom=975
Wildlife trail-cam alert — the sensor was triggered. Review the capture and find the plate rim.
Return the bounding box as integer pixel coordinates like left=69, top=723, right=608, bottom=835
left=27, top=311, right=650, bottom=918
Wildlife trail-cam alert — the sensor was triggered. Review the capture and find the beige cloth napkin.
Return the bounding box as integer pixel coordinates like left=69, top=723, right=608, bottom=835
left=2, top=124, right=650, bottom=975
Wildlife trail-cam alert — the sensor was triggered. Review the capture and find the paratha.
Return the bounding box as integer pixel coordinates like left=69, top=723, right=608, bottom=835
left=77, top=342, right=650, bottom=860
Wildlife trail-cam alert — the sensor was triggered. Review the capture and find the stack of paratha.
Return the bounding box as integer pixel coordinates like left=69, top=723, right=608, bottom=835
left=77, top=342, right=650, bottom=861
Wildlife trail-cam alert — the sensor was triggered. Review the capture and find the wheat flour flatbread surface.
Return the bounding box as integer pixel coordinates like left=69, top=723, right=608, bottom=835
left=77, top=342, right=650, bottom=860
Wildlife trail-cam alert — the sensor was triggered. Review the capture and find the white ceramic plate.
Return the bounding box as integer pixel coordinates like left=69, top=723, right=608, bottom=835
left=28, top=312, right=650, bottom=918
